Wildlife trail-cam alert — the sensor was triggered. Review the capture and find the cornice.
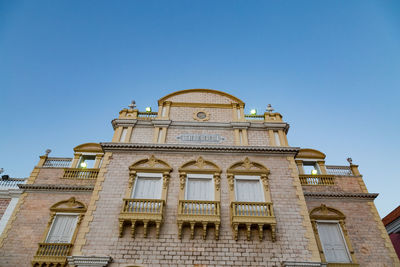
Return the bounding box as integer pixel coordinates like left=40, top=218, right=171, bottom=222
left=111, top=118, right=290, bottom=131
left=18, top=184, right=94, bottom=192
left=101, top=142, right=300, bottom=155
left=0, top=189, right=23, bottom=198
left=304, top=192, right=378, bottom=200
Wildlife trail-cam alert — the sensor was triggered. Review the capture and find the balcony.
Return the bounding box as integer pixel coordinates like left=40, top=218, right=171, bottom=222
left=327, top=264, right=359, bottom=267
left=118, top=198, right=165, bottom=238
left=62, top=168, right=99, bottom=179
left=43, top=158, right=72, bottom=168
left=326, top=165, right=354, bottom=176
left=177, top=200, right=221, bottom=240
left=299, top=174, right=335, bottom=185
left=31, top=243, right=72, bottom=267
left=231, top=201, right=276, bottom=241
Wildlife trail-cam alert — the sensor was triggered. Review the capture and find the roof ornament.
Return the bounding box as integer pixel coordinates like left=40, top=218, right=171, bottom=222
left=0, top=168, right=3, bottom=175
left=266, top=104, right=274, bottom=113
left=45, top=149, right=51, bottom=156
left=128, top=100, right=136, bottom=110
left=347, top=157, right=353, bottom=165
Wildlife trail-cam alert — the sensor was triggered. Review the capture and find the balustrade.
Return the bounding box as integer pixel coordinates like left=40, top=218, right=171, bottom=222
left=43, top=158, right=72, bottom=168
left=32, top=243, right=72, bottom=266
left=62, top=168, right=99, bottom=179
left=299, top=174, right=335, bottom=185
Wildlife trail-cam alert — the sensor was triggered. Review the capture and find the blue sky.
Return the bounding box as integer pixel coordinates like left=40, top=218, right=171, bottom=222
left=0, top=0, right=399, bottom=217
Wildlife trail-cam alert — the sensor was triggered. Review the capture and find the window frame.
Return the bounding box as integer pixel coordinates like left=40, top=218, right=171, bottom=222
left=234, top=175, right=265, bottom=202
left=45, top=212, right=80, bottom=244
left=184, top=173, right=214, bottom=201
left=131, top=172, right=163, bottom=199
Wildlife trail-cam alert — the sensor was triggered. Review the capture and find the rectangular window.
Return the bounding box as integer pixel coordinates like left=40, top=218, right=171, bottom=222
left=274, top=131, right=281, bottom=146
left=317, top=222, right=351, bottom=263
left=303, top=161, right=321, bottom=175
left=185, top=174, right=213, bottom=201
left=46, top=214, right=78, bottom=243
left=78, top=155, right=96, bottom=169
left=235, top=176, right=264, bottom=202
left=120, top=128, right=128, bottom=142
left=132, top=173, right=162, bottom=199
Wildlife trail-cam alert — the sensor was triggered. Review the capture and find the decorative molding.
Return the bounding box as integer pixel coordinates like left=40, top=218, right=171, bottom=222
left=101, top=142, right=300, bottom=155
left=74, top=143, right=103, bottom=153
left=151, top=120, right=172, bottom=127
left=18, top=184, right=94, bottom=192
left=67, top=255, right=113, bottom=267
left=193, top=110, right=210, bottom=122
left=0, top=189, right=23, bottom=198
left=304, top=192, right=378, bottom=200
left=282, top=262, right=327, bottom=267
left=296, top=149, right=326, bottom=160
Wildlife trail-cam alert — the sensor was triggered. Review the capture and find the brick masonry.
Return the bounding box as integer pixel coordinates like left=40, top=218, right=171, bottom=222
left=0, top=198, right=11, bottom=220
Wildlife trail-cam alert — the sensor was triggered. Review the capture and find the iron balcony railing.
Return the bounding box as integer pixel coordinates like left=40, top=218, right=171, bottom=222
left=326, top=165, right=354, bottom=176
left=137, top=112, right=158, bottom=120
left=43, top=158, right=72, bottom=168
left=62, top=168, right=99, bottom=179
left=299, top=174, right=335, bottom=185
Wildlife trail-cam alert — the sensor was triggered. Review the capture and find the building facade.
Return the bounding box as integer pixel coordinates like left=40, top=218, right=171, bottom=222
left=383, top=206, right=400, bottom=260
left=0, top=89, right=398, bottom=267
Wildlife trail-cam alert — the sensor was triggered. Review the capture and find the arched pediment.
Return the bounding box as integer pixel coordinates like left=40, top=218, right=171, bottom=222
left=129, top=155, right=172, bottom=173
left=227, top=157, right=269, bottom=175
left=296, top=148, right=326, bottom=159
left=158, top=89, right=244, bottom=105
left=73, top=143, right=103, bottom=153
left=310, top=204, right=345, bottom=220
left=50, top=197, right=87, bottom=213
left=179, top=156, right=221, bottom=174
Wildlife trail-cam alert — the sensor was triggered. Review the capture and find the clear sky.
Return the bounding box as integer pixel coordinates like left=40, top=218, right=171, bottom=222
left=0, top=0, right=399, bottom=217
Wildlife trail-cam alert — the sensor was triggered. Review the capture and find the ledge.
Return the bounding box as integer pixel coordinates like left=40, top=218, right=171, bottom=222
left=101, top=142, right=300, bottom=155
left=67, top=255, right=113, bottom=267
left=19, top=184, right=94, bottom=192
left=304, top=192, right=378, bottom=200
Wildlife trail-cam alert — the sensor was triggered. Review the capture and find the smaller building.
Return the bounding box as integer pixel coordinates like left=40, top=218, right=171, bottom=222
left=383, top=206, right=400, bottom=259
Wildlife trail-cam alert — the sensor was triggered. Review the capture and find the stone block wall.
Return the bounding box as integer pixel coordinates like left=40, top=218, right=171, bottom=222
left=81, top=152, right=317, bottom=266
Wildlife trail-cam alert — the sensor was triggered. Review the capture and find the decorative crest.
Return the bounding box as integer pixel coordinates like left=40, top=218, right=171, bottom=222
left=266, top=104, right=274, bottom=113
left=148, top=155, right=157, bottom=167
left=243, top=157, right=252, bottom=170
left=128, top=100, right=136, bottom=110
left=195, top=157, right=205, bottom=168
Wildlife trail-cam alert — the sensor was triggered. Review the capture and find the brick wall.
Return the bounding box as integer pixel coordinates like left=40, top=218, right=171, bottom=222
left=33, top=168, right=96, bottom=186
left=0, top=193, right=91, bottom=267
left=0, top=198, right=11, bottom=220
left=82, top=152, right=315, bottom=266
left=247, top=129, right=269, bottom=146
left=302, top=176, right=365, bottom=193
left=169, top=107, right=233, bottom=123
left=306, top=199, right=396, bottom=267
left=130, top=126, right=154, bottom=143
left=166, top=92, right=238, bottom=104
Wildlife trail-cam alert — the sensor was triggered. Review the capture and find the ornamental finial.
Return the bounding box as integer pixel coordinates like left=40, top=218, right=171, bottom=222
left=347, top=157, right=353, bottom=165
left=45, top=149, right=51, bottom=156
left=128, top=100, right=136, bottom=110
left=266, top=104, right=274, bottom=113
left=0, top=168, right=3, bottom=175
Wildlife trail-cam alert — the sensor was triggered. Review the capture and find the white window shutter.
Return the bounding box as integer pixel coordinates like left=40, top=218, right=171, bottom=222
left=46, top=214, right=78, bottom=243
left=186, top=178, right=212, bottom=201
left=317, top=222, right=351, bottom=263
left=132, top=176, right=162, bottom=199
left=235, top=179, right=263, bottom=202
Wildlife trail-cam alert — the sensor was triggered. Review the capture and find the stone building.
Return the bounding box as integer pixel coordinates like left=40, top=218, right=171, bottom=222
left=0, top=89, right=398, bottom=267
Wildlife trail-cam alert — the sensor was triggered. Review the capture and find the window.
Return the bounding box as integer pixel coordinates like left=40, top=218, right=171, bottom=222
left=46, top=214, right=79, bottom=243
left=317, top=222, right=351, bottom=263
left=303, top=161, right=320, bottom=175
left=235, top=175, right=264, bottom=202
left=132, top=173, right=162, bottom=199
left=185, top=174, right=214, bottom=201
left=77, top=155, right=96, bottom=169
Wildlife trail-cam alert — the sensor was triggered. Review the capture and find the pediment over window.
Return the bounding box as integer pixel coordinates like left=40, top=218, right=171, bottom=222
left=179, top=156, right=221, bottom=174
left=50, top=197, right=87, bottom=213
left=73, top=143, right=103, bottom=153
left=129, top=155, right=172, bottom=173
left=227, top=157, right=269, bottom=175
left=310, top=204, right=345, bottom=220
left=297, top=148, right=326, bottom=159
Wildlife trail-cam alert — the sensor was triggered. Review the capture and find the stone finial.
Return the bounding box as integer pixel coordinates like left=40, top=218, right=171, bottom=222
left=45, top=149, right=51, bottom=156
left=0, top=168, right=3, bottom=175
left=347, top=157, right=353, bottom=165
left=266, top=104, right=274, bottom=113
left=128, top=100, right=136, bottom=110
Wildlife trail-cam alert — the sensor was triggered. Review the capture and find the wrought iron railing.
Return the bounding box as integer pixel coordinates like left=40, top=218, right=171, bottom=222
left=35, top=243, right=72, bottom=257
left=121, top=198, right=164, bottom=214
left=326, top=165, right=354, bottom=176
left=231, top=201, right=274, bottom=217
left=244, top=114, right=265, bottom=120
left=43, top=158, right=72, bottom=168
left=62, top=168, right=99, bottom=179
left=137, top=112, right=158, bottom=120
left=178, top=200, right=220, bottom=216
left=299, top=175, right=335, bottom=185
